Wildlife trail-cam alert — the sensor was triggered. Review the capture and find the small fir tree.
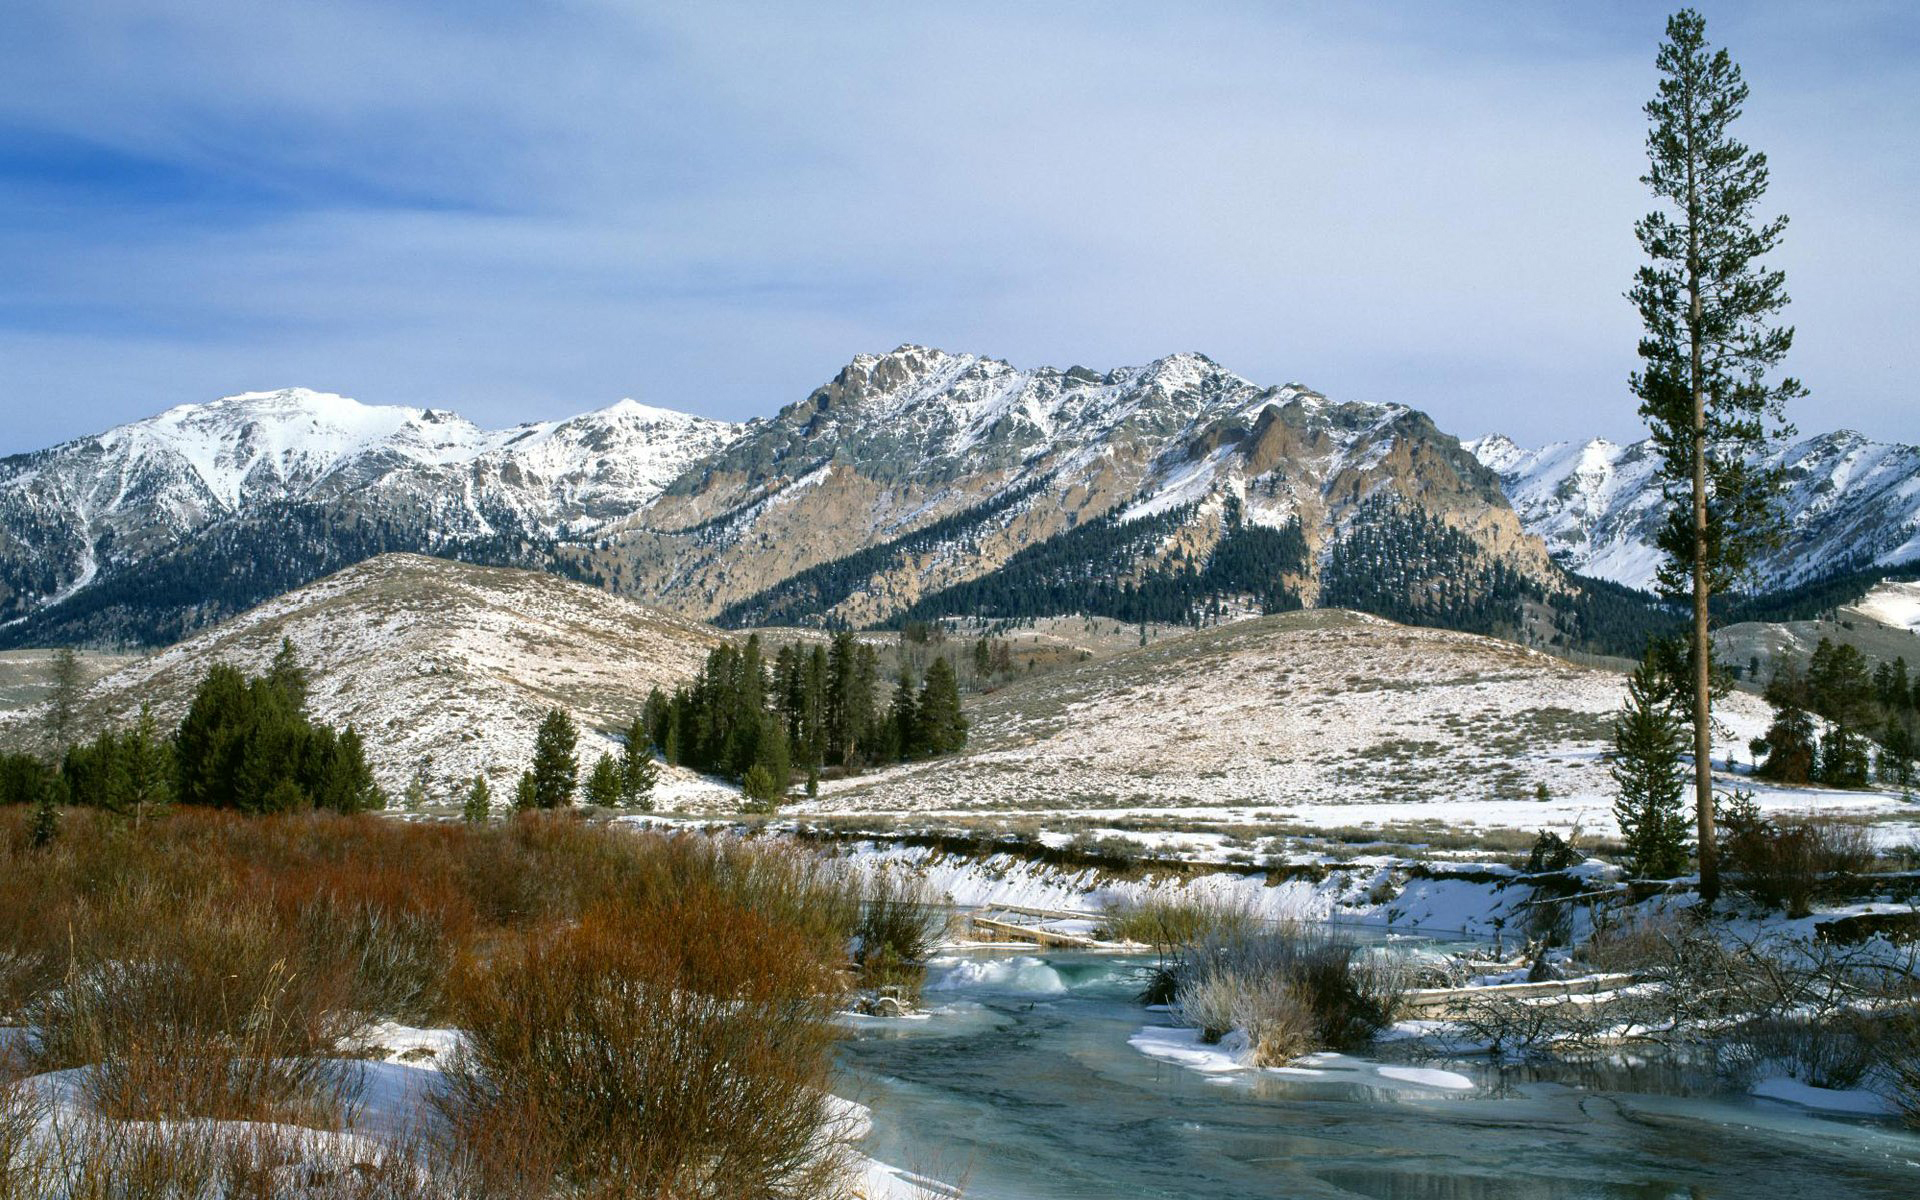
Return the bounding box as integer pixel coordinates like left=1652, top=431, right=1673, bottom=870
left=513, top=771, right=538, bottom=811
left=585, top=753, right=623, bottom=808
left=462, top=775, right=492, bottom=823
left=119, top=702, right=172, bottom=826
left=29, top=782, right=60, bottom=848
left=529, top=708, right=579, bottom=808
left=267, top=637, right=309, bottom=713
left=44, top=645, right=82, bottom=755
left=1611, top=656, right=1692, bottom=878
left=915, top=657, right=968, bottom=756
left=740, top=763, right=781, bottom=813
left=619, top=715, right=658, bottom=810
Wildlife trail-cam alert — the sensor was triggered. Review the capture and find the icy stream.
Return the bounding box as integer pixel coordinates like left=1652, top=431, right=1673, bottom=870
left=837, top=944, right=1920, bottom=1199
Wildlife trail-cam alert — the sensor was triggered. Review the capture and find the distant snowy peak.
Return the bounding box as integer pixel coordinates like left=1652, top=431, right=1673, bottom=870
left=0, top=387, right=742, bottom=633
left=1470, top=429, right=1920, bottom=592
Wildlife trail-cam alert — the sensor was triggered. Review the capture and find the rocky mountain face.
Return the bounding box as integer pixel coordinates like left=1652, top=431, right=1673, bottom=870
left=582, top=346, right=1545, bottom=629
left=1468, top=430, right=1920, bottom=594
left=0, top=389, right=738, bottom=645
left=1, top=349, right=1594, bottom=648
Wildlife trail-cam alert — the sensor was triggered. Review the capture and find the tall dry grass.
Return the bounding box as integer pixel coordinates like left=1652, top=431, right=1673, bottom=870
left=0, top=807, right=872, bottom=1197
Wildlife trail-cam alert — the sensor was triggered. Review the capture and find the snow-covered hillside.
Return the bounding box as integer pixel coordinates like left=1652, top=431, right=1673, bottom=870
left=25, top=554, right=736, bottom=804
left=1468, top=429, right=1920, bottom=592
left=805, top=608, right=1846, bottom=836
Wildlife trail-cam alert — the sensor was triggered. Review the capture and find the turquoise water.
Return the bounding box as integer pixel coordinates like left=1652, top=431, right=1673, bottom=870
left=837, top=949, right=1920, bottom=1199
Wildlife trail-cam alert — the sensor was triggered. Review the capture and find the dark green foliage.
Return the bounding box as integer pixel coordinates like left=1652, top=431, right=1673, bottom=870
left=60, top=702, right=175, bottom=821
left=1320, top=497, right=1539, bottom=637
left=513, top=771, right=539, bottom=811
left=44, top=645, right=81, bottom=754
left=585, top=753, right=623, bottom=808
left=529, top=709, right=579, bottom=809
left=1755, top=637, right=1913, bottom=789
left=619, top=715, right=658, bottom=811
left=915, top=657, right=968, bottom=756
left=1721, top=562, right=1920, bottom=626
left=1526, top=831, right=1583, bottom=874
left=0, top=508, right=564, bottom=650
left=647, top=630, right=965, bottom=793
left=885, top=669, right=917, bottom=762
left=462, top=775, right=492, bottom=823
left=1610, top=654, right=1691, bottom=878
left=29, top=784, right=59, bottom=848
left=1545, top=574, right=1686, bottom=659
left=172, top=652, right=382, bottom=813
left=1756, top=690, right=1817, bottom=784
left=1631, top=8, right=1799, bottom=902
left=900, top=498, right=1307, bottom=627
left=1631, top=8, right=1800, bottom=601
left=739, top=764, right=781, bottom=812
left=0, top=751, right=59, bottom=809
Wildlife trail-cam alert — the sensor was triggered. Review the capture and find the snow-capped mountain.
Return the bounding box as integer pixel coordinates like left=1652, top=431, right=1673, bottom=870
left=594, top=345, right=1539, bottom=626
left=0, top=349, right=1565, bottom=647
left=1467, top=430, right=1920, bottom=593
left=0, top=388, right=739, bottom=642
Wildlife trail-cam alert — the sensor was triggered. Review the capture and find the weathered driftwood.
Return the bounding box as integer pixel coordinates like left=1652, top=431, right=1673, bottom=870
left=1400, top=972, right=1642, bottom=1016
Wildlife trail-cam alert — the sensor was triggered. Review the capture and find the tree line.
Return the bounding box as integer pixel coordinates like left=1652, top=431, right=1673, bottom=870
left=2, top=640, right=384, bottom=844
left=637, top=631, right=967, bottom=805
left=1752, top=638, right=1917, bottom=790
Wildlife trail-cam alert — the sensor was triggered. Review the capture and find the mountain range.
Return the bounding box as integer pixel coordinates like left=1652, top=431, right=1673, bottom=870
left=1467, top=430, right=1920, bottom=593
left=2, top=345, right=1913, bottom=650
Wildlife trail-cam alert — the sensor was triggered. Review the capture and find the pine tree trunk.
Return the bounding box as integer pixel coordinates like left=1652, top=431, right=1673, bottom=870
left=1687, top=190, right=1719, bottom=905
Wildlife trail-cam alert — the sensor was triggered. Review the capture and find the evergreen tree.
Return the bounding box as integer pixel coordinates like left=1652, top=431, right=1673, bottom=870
left=44, top=645, right=83, bottom=756
left=915, top=656, right=968, bottom=756
left=1817, top=725, right=1871, bottom=788
left=1629, top=9, right=1801, bottom=901
left=740, top=763, right=781, bottom=812
left=1756, top=666, right=1817, bottom=784
left=514, top=770, right=539, bottom=811
left=1879, top=720, right=1917, bottom=795
left=174, top=664, right=253, bottom=808
left=619, top=715, right=658, bottom=810
left=887, top=668, right=918, bottom=762
left=585, top=752, right=623, bottom=808
left=119, top=702, right=172, bottom=826
left=267, top=637, right=310, bottom=714
left=29, top=782, right=59, bottom=849
left=529, top=708, right=579, bottom=808
left=462, top=775, right=492, bottom=823
left=319, top=726, right=383, bottom=813
left=1611, top=655, right=1691, bottom=878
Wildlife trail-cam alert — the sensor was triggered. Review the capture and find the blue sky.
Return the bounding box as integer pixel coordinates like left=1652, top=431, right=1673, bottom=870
left=1, top=1, right=1914, bottom=454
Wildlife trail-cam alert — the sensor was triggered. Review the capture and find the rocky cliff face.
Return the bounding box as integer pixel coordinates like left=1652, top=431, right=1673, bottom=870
left=585, top=346, right=1545, bottom=627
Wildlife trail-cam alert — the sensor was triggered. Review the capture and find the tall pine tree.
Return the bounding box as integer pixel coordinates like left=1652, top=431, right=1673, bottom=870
left=1630, top=9, right=1800, bottom=902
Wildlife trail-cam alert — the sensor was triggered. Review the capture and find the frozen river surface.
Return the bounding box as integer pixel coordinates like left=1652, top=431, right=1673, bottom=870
left=838, top=948, right=1920, bottom=1199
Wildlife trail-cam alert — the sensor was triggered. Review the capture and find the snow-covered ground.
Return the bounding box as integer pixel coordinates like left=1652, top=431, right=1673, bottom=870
left=803, top=609, right=1913, bottom=844
left=2, top=1016, right=947, bottom=1200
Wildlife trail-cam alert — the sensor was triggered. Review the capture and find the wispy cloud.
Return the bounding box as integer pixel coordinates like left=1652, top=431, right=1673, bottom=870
left=1, top=1, right=1914, bottom=453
